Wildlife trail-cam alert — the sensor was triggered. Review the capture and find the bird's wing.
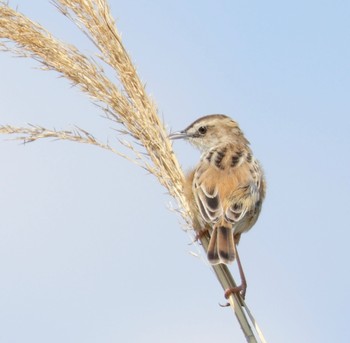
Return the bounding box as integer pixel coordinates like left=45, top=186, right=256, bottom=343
left=192, top=158, right=223, bottom=223
left=193, top=154, right=264, bottom=226
left=225, top=158, right=264, bottom=224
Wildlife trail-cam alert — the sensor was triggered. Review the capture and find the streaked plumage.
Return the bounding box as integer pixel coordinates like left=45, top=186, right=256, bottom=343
left=170, top=114, right=266, bottom=297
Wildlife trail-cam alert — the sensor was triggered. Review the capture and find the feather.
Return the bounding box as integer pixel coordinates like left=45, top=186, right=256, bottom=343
left=207, top=227, right=220, bottom=264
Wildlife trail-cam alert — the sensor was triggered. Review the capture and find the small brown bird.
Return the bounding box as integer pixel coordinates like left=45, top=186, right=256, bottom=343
left=170, top=114, right=266, bottom=298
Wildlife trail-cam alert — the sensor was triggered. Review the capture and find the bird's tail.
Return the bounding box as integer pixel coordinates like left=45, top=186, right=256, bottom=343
left=207, top=225, right=235, bottom=265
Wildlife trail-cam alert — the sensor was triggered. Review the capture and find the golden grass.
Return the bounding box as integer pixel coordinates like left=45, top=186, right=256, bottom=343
left=0, top=0, right=188, bottom=216
left=0, top=1, right=267, bottom=342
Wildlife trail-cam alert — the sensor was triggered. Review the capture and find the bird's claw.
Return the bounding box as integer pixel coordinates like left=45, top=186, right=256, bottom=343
left=224, top=285, right=246, bottom=300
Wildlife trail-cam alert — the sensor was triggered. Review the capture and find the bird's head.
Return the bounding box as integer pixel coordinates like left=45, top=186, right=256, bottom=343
left=169, top=114, right=248, bottom=151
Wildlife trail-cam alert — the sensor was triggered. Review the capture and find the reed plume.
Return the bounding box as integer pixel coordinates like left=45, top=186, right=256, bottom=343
left=0, top=1, right=267, bottom=341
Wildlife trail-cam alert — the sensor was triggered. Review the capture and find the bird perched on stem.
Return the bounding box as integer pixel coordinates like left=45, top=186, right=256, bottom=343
left=170, top=114, right=266, bottom=298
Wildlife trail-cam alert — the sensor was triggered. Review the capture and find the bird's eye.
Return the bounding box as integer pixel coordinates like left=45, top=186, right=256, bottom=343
left=198, top=126, right=207, bottom=135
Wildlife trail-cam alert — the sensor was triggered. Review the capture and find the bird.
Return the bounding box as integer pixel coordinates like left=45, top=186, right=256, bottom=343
left=169, top=114, right=266, bottom=298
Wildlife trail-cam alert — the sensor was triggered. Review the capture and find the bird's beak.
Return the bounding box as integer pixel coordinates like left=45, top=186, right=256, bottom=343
left=168, top=130, right=188, bottom=140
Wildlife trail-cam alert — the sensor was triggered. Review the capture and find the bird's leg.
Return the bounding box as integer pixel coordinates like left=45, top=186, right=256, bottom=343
left=224, top=242, right=247, bottom=300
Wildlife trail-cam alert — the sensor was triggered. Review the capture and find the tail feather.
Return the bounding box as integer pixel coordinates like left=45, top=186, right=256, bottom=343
left=207, top=227, right=219, bottom=264
left=207, top=225, right=235, bottom=265
left=217, top=226, right=235, bottom=263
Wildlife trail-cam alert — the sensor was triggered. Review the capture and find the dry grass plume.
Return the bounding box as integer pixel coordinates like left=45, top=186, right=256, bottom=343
left=0, top=1, right=267, bottom=342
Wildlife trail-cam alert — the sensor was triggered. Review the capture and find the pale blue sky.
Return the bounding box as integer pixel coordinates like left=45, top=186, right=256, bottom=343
left=1, top=1, right=349, bottom=342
